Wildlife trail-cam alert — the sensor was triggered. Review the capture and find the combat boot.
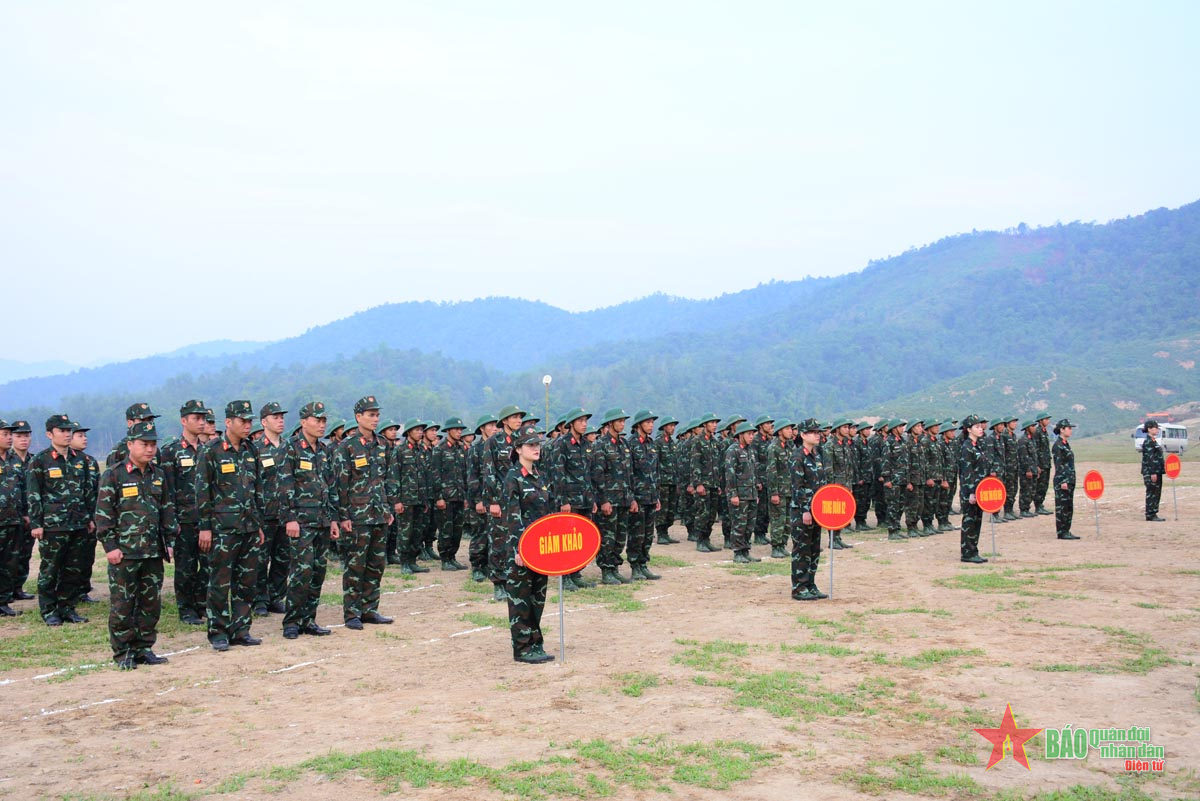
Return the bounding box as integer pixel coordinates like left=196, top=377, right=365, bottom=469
left=1057, top=532, right=1080, bottom=540
left=492, top=584, right=508, bottom=602
left=514, top=649, right=554, bottom=664
left=1036, top=505, right=1052, bottom=515
left=906, top=528, right=920, bottom=539
left=116, top=653, right=137, bottom=671
left=832, top=533, right=853, bottom=549
left=770, top=545, right=788, bottom=558
left=686, top=529, right=697, bottom=542
left=471, top=568, right=487, bottom=582
left=791, top=588, right=818, bottom=601
left=1020, top=510, right=1035, bottom=519
left=753, top=534, right=769, bottom=545
left=807, top=585, right=829, bottom=599
left=991, top=513, right=1004, bottom=524
left=571, top=572, right=596, bottom=589
left=386, top=552, right=403, bottom=565
left=961, top=554, right=988, bottom=564
left=420, top=545, right=439, bottom=562
left=409, top=561, right=431, bottom=574
left=630, top=564, right=648, bottom=581
left=1004, top=511, right=1018, bottom=521
left=732, top=552, right=761, bottom=564
left=656, top=534, right=675, bottom=545
left=888, top=530, right=907, bottom=541
left=0, top=604, right=19, bottom=616
left=696, top=539, right=717, bottom=553
left=561, top=575, right=579, bottom=591
left=441, top=560, right=463, bottom=571
left=639, top=564, right=661, bottom=580
left=601, top=568, right=624, bottom=585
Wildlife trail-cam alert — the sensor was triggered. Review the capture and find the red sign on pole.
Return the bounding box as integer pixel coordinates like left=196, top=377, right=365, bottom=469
left=517, top=513, right=602, bottom=576
left=1083, top=470, right=1105, bottom=501
left=975, top=476, right=1006, bottom=514
left=1165, top=453, right=1182, bottom=480
left=811, top=484, right=856, bottom=530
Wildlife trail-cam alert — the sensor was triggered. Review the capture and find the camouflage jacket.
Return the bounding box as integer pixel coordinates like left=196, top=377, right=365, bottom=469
left=1017, top=434, right=1039, bottom=476
left=500, top=464, right=554, bottom=571
left=688, top=434, right=721, bottom=489
left=159, top=436, right=203, bottom=527
left=789, top=445, right=827, bottom=513
left=903, top=433, right=928, bottom=485
left=751, top=433, right=773, bottom=484
left=467, top=436, right=487, bottom=506
left=95, top=459, right=177, bottom=558
left=826, top=435, right=854, bottom=487
left=594, top=432, right=634, bottom=508
left=481, top=429, right=522, bottom=506
left=419, top=443, right=435, bottom=503
left=764, top=438, right=793, bottom=497
left=433, top=440, right=469, bottom=502
left=853, top=436, right=872, bottom=485
left=654, top=433, right=679, bottom=488
left=1034, top=425, right=1052, bottom=469
left=1001, top=431, right=1019, bottom=473
left=883, top=434, right=909, bottom=486
left=718, top=437, right=736, bottom=492
left=196, top=434, right=265, bottom=533
left=628, top=433, right=660, bottom=505
left=0, top=450, right=27, bottom=526
left=104, top=438, right=129, bottom=469
left=280, top=435, right=336, bottom=527
left=26, top=446, right=95, bottom=531
left=1141, top=436, right=1165, bottom=478
left=255, top=435, right=290, bottom=522
left=333, top=432, right=395, bottom=526
left=982, top=433, right=1004, bottom=477
left=1052, top=439, right=1075, bottom=489
left=550, top=434, right=596, bottom=509
left=920, top=434, right=942, bottom=482
left=958, top=437, right=988, bottom=501
left=939, top=437, right=959, bottom=483
left=389, top=441, right=426, bottom=506
left=868, top=432, right=886, bottom=482
left=724, top=441, right=757, bottom=500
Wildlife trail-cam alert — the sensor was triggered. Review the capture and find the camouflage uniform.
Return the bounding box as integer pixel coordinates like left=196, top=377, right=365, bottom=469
left=1052, top=431, right=1076, bottom=537
left=764, top=435, right=793, bottom=553
left=0, top=440, right=27, bottom=609
left=724, top=435, right=758, bottom=557
left=919, top=428, right=942, bottom=532
left=334, top=416, right=396, bottom=621
left=958, top=428, right=988, bottom=560
left=159, top=425, right=206, bottom=621
left=653, top=427, right=680, bottom=543
left=500, top=460, right=553, bottom=661
left=390, top=434, right=426, bottom=570
left=547, top=416, right=598, bottom=588
left=1017, top=429, right=1039, bottom=516
left=852, top=429, right=873, bottom=529
left=482, top=423, right=525, bottom=588
left=789, top=436, right=827, bottom=598
left=466, top=419, right=494, bottom=579
left=825, top=426, right=855, bottom=545
left=902, top=429, right=928, bottom=535
left=751, top=427, right=773, bottom=544
left=882, top=428, right=909, bottom=536
left=1001, top=427, right=1019, bottom=519
left=1140, top=429, right=1165, bottom=520
left=26, top=431, right=95, bottom=622
left=981, top=427, right=1005, bottom=522
left=432, top=431, right=469, bottom=567
left=868, top=427, right=889, bottom=527
left=252, top=425, right=291, bottom=612
left=676, top=429, right=696, bottom=539
left=197, top=424, right=265, bottom=644
left=280, top=410, right=337, bottom=632
left=939, top=429, right=959, bottom=528
left=687, top=423, right=722, bottom=550
left=594, top=422, right=634, bottom=577
left=627, top=426, right=660, bottom=574
left=1033, top=419, right=1052, bottom=513
left=417, top=437, right=438, bottom=558
left=70, top=447, right=100, bottom=603
left=7, top=427, right=33, bottom=599
left=95, top=441, right=177, bottom=664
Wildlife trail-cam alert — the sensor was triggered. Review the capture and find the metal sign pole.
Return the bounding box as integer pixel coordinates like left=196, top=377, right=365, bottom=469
left=1172, top=480, right=1178, bottom=521
left=558, top=575, right=566, bottom=664
left=990, top=517, right=996, bottom=558
left=1093, top=500, right=1100, bottom=539
left=827, top=529, right=834, bottom=599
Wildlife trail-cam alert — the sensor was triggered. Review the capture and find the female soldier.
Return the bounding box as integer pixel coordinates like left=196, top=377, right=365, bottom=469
left=956, top=415, right=989, bottom=563
left=1052, top=419, right=1079, bottom=540
left=500, top=430, right=555, bottom=664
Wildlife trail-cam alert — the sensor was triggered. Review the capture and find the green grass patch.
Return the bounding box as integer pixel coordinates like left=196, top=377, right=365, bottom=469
left=459, top=578, right=493, bottom=595
left=867, top=606, right=953, bottom=618
left=550, top=584, right=645, bottom=613
left=710, top=670, right=875, bottom=720
left=936, top=570, right=1035, bottom=593
left=779, top=642, right=860, bottom=658
left=459, top=611, right=506, bottom=628
left=1132, top=602, right=1162, bottom=609
left=841, top=752, right=984, bottom=796
left=897, top=648, right=985, bottom=669
left=794, top=613, right=857, bottom=639
left=718, top=559, right=791, bottom=576
left=673, top=639, right=750, bottom=672
left=615, top=671, right=661, bottom=697
left=648, top=554, right=690, bottom=568
left=1034, top=626, right=1172, bottom=675
left=935, top=745, right=980, bottom=766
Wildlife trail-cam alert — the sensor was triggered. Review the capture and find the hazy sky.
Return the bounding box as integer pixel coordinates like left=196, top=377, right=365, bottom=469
left=5, top=2, right=1198, bottom=364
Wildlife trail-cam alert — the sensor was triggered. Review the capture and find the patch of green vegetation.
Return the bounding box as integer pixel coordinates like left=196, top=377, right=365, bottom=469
left=1132, top=602, right=1161, bottom=609
left=995, top=783, right=1159, bottom=801
left=1018, top=563, right=1125, bottom=574
left=552, top=584, right=646, bottom=613
left=867, top=606, right=953, bottom=618
left=709, top=670, right=874, bottom=720
left=301, top=749, right=491, bottom=791
left=649, top=554, right=690, bottom=568
left=1035, top=627, right=1172, bottom=675
left=841, top=752, right=984, bottom=796
left=897, top=648, right=985, bottom=669
left=779, top=642, right=860, bottom=658
left=936, top=570, right=1035, bottom=594
left=936, top=745, right=980, bottom=766
left=62, top=784, right=201, bottom=801
left=615, top=671, right=661, bottom=697
left=717, top=560, right=791, bottom=576
left=459, top=578, right=492, bottom=595
left=673, top=639, right=750, bottom=672
left=210, top=774, right=249, bottom=794
left=574, top=737, right=776, bottom=792
left=459, top=611, right=506, bottom=628
left=794, top=613, right=857, bottom=639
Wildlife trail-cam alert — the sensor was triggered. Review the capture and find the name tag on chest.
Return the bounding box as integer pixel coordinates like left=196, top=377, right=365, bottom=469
left=180, top=457, right=194, bottom=468
left=220, top=462, right=236, bottom=474
left=354, top=456, right=368, bottom=468
left=48, top=468, right=63, bottom=479
left=121, top=485, right=139, bottom=498
left=260, top=457, right=275, bottom=468
left=299, top=460, right=313, bottom=471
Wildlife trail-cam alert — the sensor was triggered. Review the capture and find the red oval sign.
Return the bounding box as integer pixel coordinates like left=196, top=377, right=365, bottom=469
left=975, top=476, right=1006, bottom=514
left=811, top=483, right=856, bottom=530
left=1083, top=470, right=1105, bottom=501
left=517, top=513, right=601, bottom=576
left=1165, top=453, right=1182, bottom=480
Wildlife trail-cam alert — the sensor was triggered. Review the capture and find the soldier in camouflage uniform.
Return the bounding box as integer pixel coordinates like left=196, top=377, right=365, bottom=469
left=825, top=419, right=856, bottom=549
left=104, top=402, right=160, bottom=468
left=279, top=401, right=338, bottom=638
left=1033, top=412, right=1053, bottom=514
left=1141, top=419, right=1167, bottom=522
left=937, top=421, right=959, bottom=531
left=0, top=420, right=26, bottom=616
left=27, top=414, right=96, bottom=625
left=900, top=420, right=930, bottom=537
left=764, top=418, right=795, bottom=559
left=750, top=415, right=774, bottom=545
left=1016, top=420, right=1040, bottom=518
left=882, top=420, right=909, bottom=539
left=333, top=396, right=397, bottom=629
left=7, top=420, right=34, bottom=601
left=1052, top=419, right=1079, bottom=540
left=790, top=419, right=828, bottom=600
left=626, top=410, right=662, bottom=580
left=852, top=422, right=874, bottom=531
left=67, top=421, right=100, bottom=603
left=957, top=415, right=989, bottom=563
left=95, top=421, right=176, bottom=669
left=688, top=413, right=722, bottom=552
left=253, top=402, right=291, bottom=616
left=725, top=421, right=761, bottom=563
left=433, top=417, right=470, bottom=571
left=546, top=408, right=597, bottom=591
left=653, top=416, right=680, bottom=545
left=594, top=408, right=636, bottom=584
left=467, top=413, right=499, bottom=582
left=981, top=420, right=1004, bottom=524
left=159, top=400, right=209, bottom=624
left=716, top=414, right=744, bottom=545
left=197, top=401, right=267, bottom=650
left=417, top=421, right=442, bottom=561
left=919, top=420, right=944, bottom=534
left=389, top=418, right=429, bottom=575
left=869, top=420, right=890, bottom=529
left=676, top=420, right=698, bottom=540
left=482, top=405, right=528, bottom=602
left=376, top=420, right=402, bottom=564
left=500, top=430, right=555, bottom=664
left=1002, top=417, right=1020, bottom=521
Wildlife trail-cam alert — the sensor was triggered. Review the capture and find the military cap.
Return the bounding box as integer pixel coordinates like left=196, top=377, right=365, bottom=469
left=299, top=401, right=328, bottom=419
left=797, top=417, right=822, bottom=433
left=1143, top=419, right=1159, bottom=430
left=290, top=423, right=303, bottom=438
left=179, top=399, right=207, bottom=416
left=204, top=407, right=216, bottom=422
left=424, top=420, right=441, bottom=432
left=924, top=419, right=940, bottom=430
left=631, top=409, right=658, bottom=426
left=354, top=396, right=381, bottom=414
left=892, top=419, right=908, bottom=429
left=1021, top=419, right=1036, bottom=430
left=774, top=418, right=794, bottom=431
left=474, top=413, right=498, bottom=434
left=10, top=420, right=31, bottom=434
left=513, top=429, right=544, bottom=448
left=562, top=407, right=591, bottom=425
left=225, top=400, right=255, bottom=420
left=259, top=401, right=287, bottom=418
left=734, top=421, right=756, bottom=436
left=1035, top=412, right=1052, bottom=422
left=599, top=407, right=630, bottom=426
left=443, top=416, right=466, bottom=431
left=401, top=417, right=426, bottom=435
left=496, top=405, right=526, bottom=421
left=127, top=420, right=158, bottom=441
left=1054, top=418, right=1074, bottom=432
left=515, top=415, right=536, bottom=427
left=991, top=417, right=1007, bottom=428
left=960, top=414, right=986, bottom=428
left=819, top=421, right=832, bottom=431
left=720, top=413, right=745, bottom=429
left=695, top=412, right=719, bottom=425
left=124, top=402, right=160, bottom=421
left=752, top=414, right=775, bottom=428
left=552, top=414, right=566, bottom=430
left=657, top=416, right=679, bottom=428
left=45, top=413, right=72, bottom=431
left=0, top=420, right=11, bottom=431
left=829, top=417, right=852, bottom=429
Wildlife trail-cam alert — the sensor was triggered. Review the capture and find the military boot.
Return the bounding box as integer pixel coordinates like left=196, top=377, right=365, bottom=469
left=686, top=529, right=697, bottom=542
left=492, top=584, right=508, bottom=602
left=807, top=584, right=829, bottom=600
left=656, top=534, right=674, bottom=545
left=386, top=552, right=403, bottom=565
left=888, top=530, right=907, bottom=541
left=732, top=552, right=761, bottom=564
left=561, top=575, right=579, bottom=591
left=1020, top=510, right=1035, bottom=518
left=471, top=568, right=487, bottom=582
left=601, top=568, right=624, bottom=585
left=639, top=564, right=661, bottom=580
left=441, top=560, right=463, bottom=571
left=420, top=545, right=439, bottom=561
left=770, top=545, right=788, bottom=558
left=832, top=533, right=853, bottom=549
left=906, top=528, right=920, bottom=539
left=570, top=572, right=596, bottom=588
left=696, top=539, right=717, bottom=553
left=1003, top=510, right=1018, bottom=521
left=753, top=534, right=769, bottom=545
left=1036, top=505, right=1052, bottom=516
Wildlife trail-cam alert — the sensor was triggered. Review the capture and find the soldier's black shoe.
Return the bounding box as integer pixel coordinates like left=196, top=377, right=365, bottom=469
left=62, top=610, right=88, bottom=623
left=906, top=528, right=920, bottom=539
left=116, top=654, right=137, bottom=671
left=686, top=531, right=697, bottom=542
left=1057, top=532, right=1080, bottom=540
left=386, top=553, right=403, bottom=565
left=471, top=568, right=487, bottom=582
left=253, top=604, right=269, bottom=617
left=1020, top=511, right=1036, bottom=519
left=441, top=560, right=463, bottom=571
left=78, top=594, right=96, bottom=604
left=231, top=635, right=263, bottom=646
left=137, top=651, right=169, bottom=665
left=807, top=585, right=829, bottom=599
left=600, top=569, right=621, bottom=585
left=361, top=611, right=393, bottom=625
left=1036, top=506, right=1052, bottom=516
left=301, top=622, right=331, bottom=636
left=732, top=552, right=762, bottom=563
left=833, top=534, right=853, bottom=549
left=344, top=617, right=364, bottom=630
left=696, top=540, right=717, bottom=553
left=419, top=546, right=439, bottom=562
left=514, top=649, right=555, bottom=664
left=13, top=590, right=34, bottom=601
left=283, top=625, right=300, bottom=639
left=44, top=613, right=64, bottom=626
left=657, top=535, right=679, bottom=545
left=179, top=608, right=202, bottom=625
left=210, top=637, right=230, bottom=651
left=268, top=600, right=286, bottom=614
left=562, top=576, right=580, bottom=591
left=961, top=555, right=988, bottom=563
left=991, top=514, right=1004, bottom=524
left=1148, top=515, right=1166, bottom=522
left=888, top=531, right=907, bottom=541
left=409, top=561, right=431, bottom=574
left=753, top=535, right=770, bottom=545
left=631, top=564, right=661, bottom=581
left=570, top=574, right=596, bottom=588
left=0, top=604, right=21, bottom=616
left=791, top=589, right=818, bottom=601
left=770, top=546, right=788, bottom=558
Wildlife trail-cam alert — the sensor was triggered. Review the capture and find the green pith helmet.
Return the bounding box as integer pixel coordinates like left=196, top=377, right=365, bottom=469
left=401, top=417, right=426, bottom=436
left=680, top=418, right=698, bottom=432
left=562, top=407, right=591, bottom=425
left=696, top=412, right=719, bottom=426
left=423, top=420, right=440, bottom=431
left=327, top=419, right=345, bottom=435
left=552, top=414, right=566, bottom=431
left=720, top=413, right=745, bottom=430
left=1021, top=419, right=1036, bottom=431
left=893, top=419, right=908, bottom=429
left=496, top=405, right=526, bottom=422
left=443, top=417, right=466, bottom=431
left=752, top=414, right=774, bottom=428
left=379, top=419, right=400, bottom=434
left=856, top=421, right=874, bottom=431
left=631, top=409, right=658, bottom=426
left=1035, top=412, right=1052, bottom=422
left=829, top=416, right=852, bottom=430
left=474, top=413, right=499, bottom=433
left=775, top=418, right=794, bottom=431
left=734, top=421, right=756, bottom=436
left=599, top=407, right=630, bottom=426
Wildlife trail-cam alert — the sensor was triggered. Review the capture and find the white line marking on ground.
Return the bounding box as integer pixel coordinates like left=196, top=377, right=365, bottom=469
left=449, top=626, right=493, bottom=637
left=23, top=698, right=122, bottom=720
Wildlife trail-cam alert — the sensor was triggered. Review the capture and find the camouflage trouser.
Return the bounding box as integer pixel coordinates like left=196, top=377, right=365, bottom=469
left=173, top=522, right=209, bottom=617
left=395, top=506, right=420, bottom=564
left=1054, top=486, right=1074, bottom=535
left=678, top=489, right=695, bottom=535
left=718, top=494, right=731, bottom=543
left=1145, top=475, right=1162, bottom=518
left=108, top=556, right=163, bottom=660
left=886, top=485, right=906, bottom=531
left=13, top=522, right=34, bottom=596
left=467, top=508, right=489, bottom=571
left=1018, top=471, right=1036, bottom=513
left=768, top=495, right=791, bottom=547
left=692, top=491, right=718, bottom=543
left=852, top=482, right=871, bottom=526
left=504, top=564, right=547, bottom=658
left=597, top=506, right=630, bottom=570
left=37, top=529, right=87, bottom=619
left=921, top=483, right=937, bottom=527
left=487, top=513, right=508, bottom=585
left=790, top=513, right=821, bottom=595
left=626, top=505, right=655, bottom=567
left=1034, top=464, right=1051, bottom=508
left=655, top=484, right=678, bottom=537
left=0, top=523, right=19, bottom=604
left=385, top=516, right=400, bottom=559
left=284, top=523, right=329, bottom=629
left=873, top=479, right=889, bottom=526
left=960, top=500, right=982, bottom=558
left=420, top=504, right=438, bottom=550
left=942, top=478, right=957, bottom=520
left=342, top=523, right=386, bottom=619
left=903, top=485, right=923, bottom=530
left=1003, top=472, right=1018, bottom=515
left=206, top=529, right=261, bottom=641
left=754, top=487, right=770, bottom=539
left=729, top=497, right=758, bottom=554
left=66, top=531, right=96, bottom=600
left=434, top=501, right=466, bottom=562
left=253, top=520, right=290, bottom=607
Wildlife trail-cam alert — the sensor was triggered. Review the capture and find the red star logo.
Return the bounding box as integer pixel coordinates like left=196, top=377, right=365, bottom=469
left=974, top=704, right=1043, bottom=770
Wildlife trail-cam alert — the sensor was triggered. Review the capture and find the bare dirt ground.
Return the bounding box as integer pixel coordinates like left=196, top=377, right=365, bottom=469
left=1, top=458, right=1197, bottom=801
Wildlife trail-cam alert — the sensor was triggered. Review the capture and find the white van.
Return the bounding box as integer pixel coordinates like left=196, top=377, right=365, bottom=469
left=1132, top=423, right=1188, bottom=453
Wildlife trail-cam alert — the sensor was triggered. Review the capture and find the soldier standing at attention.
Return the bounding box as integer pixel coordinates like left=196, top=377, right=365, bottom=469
left=197, top=401, right=266, bottom=650
left=27, top=414, right=95, bottom=626
left=982, top=419, right=1006, bottom=524
left=391, top=419, right=429, bottom=575
left=716, top=415, right=744, bottom=546
left=1052, top=419, right=1079, bottom=540
left=937, top=421, right=959, bottom=531
left=725, top=421, right=761, bottom=563
left=825, top=419, right=855, bottom=549
left=254, top=402, right=291, bottom=617
left=676, top=420, right=698, bottom=541
left=1016, top=421, right=1040, bottom=519
left=957, top=415, right=989, bottom=563
left=852, top=422, right=874, bottom=532
left=1141, top=420, right=1166, bottom=522
left=432, top=417, right=470, bottom=571
left=869, top=420, right=890, bottom=529
left=377, top=420, right=402, bottom=565
left=750, top=415, right=774, bottom=545
left=594, top=408, right=636, bottom=585
left=0, top=420, right=26, bottom=616
left=333, top=396, right=397, bottom=629
left=1033, top=413, right=1053, bottom=515
left=67, top=421, right=100, bottom=604
left=279, top=401, right=338, bottom=639
left=482, top=406, right=527, bottom=602
left=549, top=408, right=597, bottom=591
left=160, top=400, right=209, bottom=624
left=1001, top=417, right=1020, bottom=521
left=467, top=414, right=498, bottom=583
left=653, top=417, right=680, bottom=545
left=919, top=420, right=943, bottom=535
left=500, top=430, right=555, bottom=664
left=95, top=421, right=176, bottom=669
left=105, top=403, right=160, bottom=468
left=883, top=420, right=909, bottom=540
left=201, top=409, right=218, bottom=444
left=627, top=410, right=662, bottom=581
left=7, top=420, right=34, bottom=602
left=790, top=419, right=828, bottom=601
left=764, top=418, right=795, bottom=559
left=689, top=413, right=722, bottom=552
